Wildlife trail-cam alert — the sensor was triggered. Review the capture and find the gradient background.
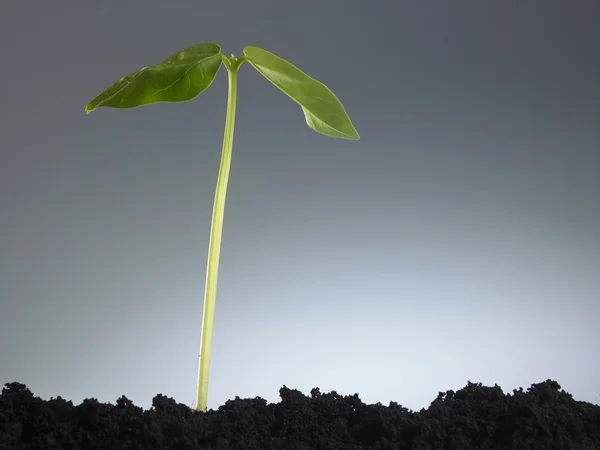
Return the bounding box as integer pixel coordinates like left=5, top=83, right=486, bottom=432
left=1, top=1, right=599, bottom=412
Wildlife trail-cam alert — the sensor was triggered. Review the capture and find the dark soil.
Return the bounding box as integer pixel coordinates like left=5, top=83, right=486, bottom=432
left=1, top=379, right=599, bottom=449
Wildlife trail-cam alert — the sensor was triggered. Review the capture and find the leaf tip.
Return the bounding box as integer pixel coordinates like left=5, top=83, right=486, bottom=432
left=345, top=128, right=360, bottom=140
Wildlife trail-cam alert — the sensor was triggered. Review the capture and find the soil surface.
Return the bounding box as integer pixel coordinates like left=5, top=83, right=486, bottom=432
left=1, top=379, right=599, bottom=449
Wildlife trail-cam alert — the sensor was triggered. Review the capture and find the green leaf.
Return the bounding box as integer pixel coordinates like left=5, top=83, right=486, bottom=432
left=85, top=43, right=223, bottom=114
left=243, top=46, right=360, bottom=140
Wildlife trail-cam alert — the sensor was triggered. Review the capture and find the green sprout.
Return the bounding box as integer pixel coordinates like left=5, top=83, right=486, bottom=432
left=85, top=42, right=360, bottom=412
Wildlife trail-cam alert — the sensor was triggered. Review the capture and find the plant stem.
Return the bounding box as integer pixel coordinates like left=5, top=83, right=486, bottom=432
left=196, top=54, right=245, bottom=412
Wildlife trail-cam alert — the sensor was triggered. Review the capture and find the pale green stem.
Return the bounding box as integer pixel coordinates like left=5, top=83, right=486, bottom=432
left=196, top=54, right=246, bottom=412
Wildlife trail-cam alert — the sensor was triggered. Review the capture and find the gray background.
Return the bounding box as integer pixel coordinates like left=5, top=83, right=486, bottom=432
left=1, top=0, right=599, bottom=412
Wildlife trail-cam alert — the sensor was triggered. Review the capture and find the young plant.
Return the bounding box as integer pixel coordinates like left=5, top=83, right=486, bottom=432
left=85, top=42, right=360, bottom=412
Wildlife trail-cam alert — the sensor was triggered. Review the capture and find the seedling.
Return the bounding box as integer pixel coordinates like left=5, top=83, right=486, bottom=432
left=85, top=42, right=359, bottom=412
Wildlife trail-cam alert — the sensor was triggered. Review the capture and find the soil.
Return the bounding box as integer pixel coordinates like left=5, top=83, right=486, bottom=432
left=1, top=379, right=599, bottom=449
